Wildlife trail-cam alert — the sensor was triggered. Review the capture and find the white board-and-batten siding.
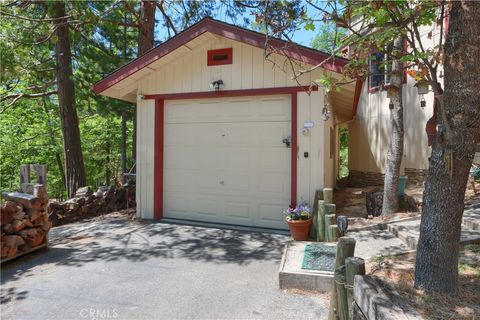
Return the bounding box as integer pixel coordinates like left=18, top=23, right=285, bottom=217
left=136, top=36, right=329, bottom=220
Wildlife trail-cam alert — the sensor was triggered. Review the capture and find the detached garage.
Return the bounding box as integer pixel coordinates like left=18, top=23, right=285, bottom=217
left=93, top=18, right=358, bottom=229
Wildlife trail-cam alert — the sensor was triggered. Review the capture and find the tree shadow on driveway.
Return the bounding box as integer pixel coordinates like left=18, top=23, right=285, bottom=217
left=1, top=217, right=289, bottom=287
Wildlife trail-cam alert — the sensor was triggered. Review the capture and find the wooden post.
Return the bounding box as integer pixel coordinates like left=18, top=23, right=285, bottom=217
left=345, top=257, right=366, bottom=318
left=324, top=214, right=336, bottom=241
left=20, top=165, right=30, bottom=185
left=328, top=225, right=340, bottom=242
left=335, top=237, right=356, bottom=267
left=317, top=200, right=326, bottom=242
left=310, top=190, right=323, bottom=240
left=335, top=265, right=349, bottom=320
left=323, top=188, right=333, bottom=204
left=328, top=237, right=356, bottom=320
left=325, top=203, right=336, bottom=215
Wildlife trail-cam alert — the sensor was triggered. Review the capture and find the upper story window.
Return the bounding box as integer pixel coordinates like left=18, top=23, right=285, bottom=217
left=207, top=48, right=233, bottom=66
left=369, top=52, right=392, bottom=91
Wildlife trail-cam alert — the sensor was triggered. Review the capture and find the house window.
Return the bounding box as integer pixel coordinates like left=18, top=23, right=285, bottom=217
left=207, top=48, right=233, bottom=66
left=369, top=52, right=391, bottom=91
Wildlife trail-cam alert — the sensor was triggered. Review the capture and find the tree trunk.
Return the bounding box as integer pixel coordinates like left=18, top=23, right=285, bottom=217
left=132, top=1, right=156, bottom=166
left=382, top=37, right=404, bottom=215
left=121, top=110, right=127, bottom=181
left=50, top=1, right=86, bottom=198
left=105, top=140, right=111, bottom=186
left=42, top=100, right=66, bottom=197
left=414, top=2, right=480, bottom=295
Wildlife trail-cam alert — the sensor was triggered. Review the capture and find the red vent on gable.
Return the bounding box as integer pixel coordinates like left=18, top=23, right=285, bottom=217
left=207, top=48, right=233, bottom=66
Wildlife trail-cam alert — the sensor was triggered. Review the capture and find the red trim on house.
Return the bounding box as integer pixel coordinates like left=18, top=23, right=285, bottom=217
left=92, top=18, right=347, bottom=94
left=352, top=79, right=363, bottom=116
left=144, top=86, right=317, bottom=100
left=291, top=92, right=298, bottom=208
left=153, top=99, right=164, bottom=220
left=207, top=47, right=233, bottom=66
left=151, top=87, right=301, bottom=219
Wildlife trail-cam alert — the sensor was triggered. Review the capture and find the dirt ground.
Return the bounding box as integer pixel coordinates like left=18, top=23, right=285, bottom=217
left=333, top=180, right=479, bottom=230
left=366, top=244, right=480, bottom=320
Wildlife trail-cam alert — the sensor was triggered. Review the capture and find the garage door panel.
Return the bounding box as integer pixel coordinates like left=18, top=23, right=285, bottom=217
left=164, top=95, right=290, bottom=229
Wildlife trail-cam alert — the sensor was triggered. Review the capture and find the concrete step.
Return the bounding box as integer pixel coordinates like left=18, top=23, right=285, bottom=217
left=279, top=241, right=335, bottom=293
left=387, top=218, right=480, bottom=250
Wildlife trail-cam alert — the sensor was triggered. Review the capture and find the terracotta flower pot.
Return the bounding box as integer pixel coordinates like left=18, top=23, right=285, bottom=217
left=286, top=218, right=312, bottom=241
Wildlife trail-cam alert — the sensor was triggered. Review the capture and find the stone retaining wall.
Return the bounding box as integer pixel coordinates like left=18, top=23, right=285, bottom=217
left=348, top=169, right=427, bottom=187
left=405, top=168, right=427, bottom=185
left=348, top=170, right=385, bottom=187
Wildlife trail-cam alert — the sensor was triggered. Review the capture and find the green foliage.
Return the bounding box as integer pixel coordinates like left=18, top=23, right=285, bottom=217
left=310, top=22, right=347, bottom=55
left=338, top=127, right=349, bottom=178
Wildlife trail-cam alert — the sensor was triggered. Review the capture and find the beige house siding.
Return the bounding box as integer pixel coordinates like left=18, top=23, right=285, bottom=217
left=135, top=37, right=331, bottom=219
left=136, top=99, right=155, bottom=219
left=348, top=79, right=434, bottom=174
left=348, top=24, right=443, bottom=176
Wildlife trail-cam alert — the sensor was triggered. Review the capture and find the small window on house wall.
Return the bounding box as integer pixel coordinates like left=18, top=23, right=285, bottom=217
left=207, top=48, right=233, bottom=66
left=369, top=51, right=392, bottom=91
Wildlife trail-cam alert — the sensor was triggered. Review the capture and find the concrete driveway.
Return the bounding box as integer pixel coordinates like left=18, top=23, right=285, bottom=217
left=1, top=213, right=328, bottom=319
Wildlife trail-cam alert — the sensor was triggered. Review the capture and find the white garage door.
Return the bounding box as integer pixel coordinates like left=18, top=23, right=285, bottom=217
left=164, top=95, right=291, bottom=229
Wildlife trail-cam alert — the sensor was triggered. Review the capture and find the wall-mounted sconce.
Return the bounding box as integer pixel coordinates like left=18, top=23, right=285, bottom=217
left=209, top=80, right=224, bottom=91
left=302, top=121, right=314, bottom=136
left=389, top=101, right=394, bottom=110
left=137, top=94, right=145, bottom=100
left=415, top=80, right=429, bottom=109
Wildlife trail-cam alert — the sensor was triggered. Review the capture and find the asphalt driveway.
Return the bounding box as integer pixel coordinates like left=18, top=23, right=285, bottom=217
left=1, top=213, right=328, bottom=319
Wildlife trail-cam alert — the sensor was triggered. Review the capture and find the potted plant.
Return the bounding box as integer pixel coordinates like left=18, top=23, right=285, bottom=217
left=284, top=203, right=312, bottom=241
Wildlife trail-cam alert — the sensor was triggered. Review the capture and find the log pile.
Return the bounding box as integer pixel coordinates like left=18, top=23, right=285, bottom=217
left=48, top=182, right=136, bottom=226
left=1, top=185, right=51, bottom=261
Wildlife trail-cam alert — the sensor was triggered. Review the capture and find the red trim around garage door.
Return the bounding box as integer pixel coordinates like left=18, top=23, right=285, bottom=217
left=151, top=87, right=308, bottom=219
left=153, top=99, right=164, bottom=219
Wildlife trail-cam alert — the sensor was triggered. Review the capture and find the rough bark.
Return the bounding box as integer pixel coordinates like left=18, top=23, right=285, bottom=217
left=121, top=110, right=127, bottom=180
left=414, top=2, right=480, bottom=295
left=132, top=1, right=156, bottom=165
left=50, top=1, right=86, bottom=198
left=382, top=37, right=404, bottom=215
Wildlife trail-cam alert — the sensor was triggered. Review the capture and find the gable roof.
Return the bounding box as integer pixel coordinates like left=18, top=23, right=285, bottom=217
left=92, top=17, right=349, bottom=96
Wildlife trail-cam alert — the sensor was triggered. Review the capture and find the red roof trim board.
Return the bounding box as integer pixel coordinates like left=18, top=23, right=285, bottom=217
left=92, top=18, right=348, bottom=95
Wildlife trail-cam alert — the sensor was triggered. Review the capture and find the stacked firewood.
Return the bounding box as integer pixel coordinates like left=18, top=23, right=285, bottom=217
left=48, top=182, right=136, bottom=227
left=1, top=185, right=51, bottom=260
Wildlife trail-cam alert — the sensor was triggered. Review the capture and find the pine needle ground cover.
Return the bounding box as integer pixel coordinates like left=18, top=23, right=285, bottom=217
left=368, top=244, right=480, bottom=320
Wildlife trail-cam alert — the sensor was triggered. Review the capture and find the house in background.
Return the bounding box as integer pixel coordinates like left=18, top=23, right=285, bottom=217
left=346, top=19, right=447, bottom=187
left=93, top=18, right=358, bottom=229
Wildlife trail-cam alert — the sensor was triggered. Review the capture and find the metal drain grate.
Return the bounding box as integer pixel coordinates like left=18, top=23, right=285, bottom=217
left=301, top=243, right=336, bottom=271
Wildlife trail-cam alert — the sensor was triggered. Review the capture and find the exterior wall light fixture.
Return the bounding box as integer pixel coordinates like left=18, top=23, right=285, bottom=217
left=209, top=80, right=224, bottom=91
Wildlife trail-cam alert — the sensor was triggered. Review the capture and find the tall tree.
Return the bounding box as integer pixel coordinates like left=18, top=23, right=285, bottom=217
left=49, top=1, right=86, bottom=197
left=132, top=1, right=156, bottom=167
left=382, top=36, right=404, bottom=215
left=414, top=1, right=480, bottom=294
